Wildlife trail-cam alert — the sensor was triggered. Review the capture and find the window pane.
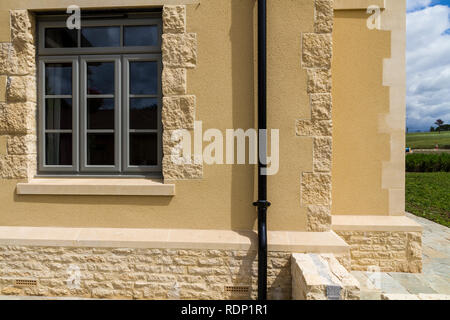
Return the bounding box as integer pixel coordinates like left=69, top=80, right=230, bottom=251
left=130, top=61, right=158, bottom=95
left=130, top=133, right=158, bottom=166
left=87, top=133, right=114, bottom=166
left=45, top=133, right=72, bottom=166
left=130, top=98, right=158, bottom=130
left=87, top=98, right=114, bottom=130
left=124, top=26, right=158, bottom=46
left=45, top=63, right=72, bottom=95
left=45, top=28, right=77, bottom=48
left=81, top=27, right=120, bottom=47
left=87, top=62, right=115, bottom=94
left=45, top=98, right=72, bottom=130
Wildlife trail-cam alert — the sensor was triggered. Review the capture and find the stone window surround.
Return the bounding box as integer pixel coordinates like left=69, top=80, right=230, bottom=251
left=1, top=5, right=200, bottom=195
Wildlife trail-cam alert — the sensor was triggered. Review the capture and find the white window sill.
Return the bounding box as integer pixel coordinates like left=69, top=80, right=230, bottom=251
left=16, top=178, right=175, bottom=196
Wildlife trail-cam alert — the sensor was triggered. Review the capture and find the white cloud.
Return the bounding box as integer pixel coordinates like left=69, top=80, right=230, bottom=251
left=406, top=4, right=450, bottom=131
left=407, top=0, right=432, bottom=12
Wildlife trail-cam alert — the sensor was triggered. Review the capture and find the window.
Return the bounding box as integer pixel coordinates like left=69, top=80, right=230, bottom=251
left=37, top=13, right=162, bottom=176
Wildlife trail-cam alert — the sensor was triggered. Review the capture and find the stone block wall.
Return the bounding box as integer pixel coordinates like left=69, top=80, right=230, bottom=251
left=0, top=245, right=292, bottom=300
left=336, top=231, right=422, bottom=273
left=0, top=10, right=37, bottom=180
left=296, top=0, right=334, bottom=232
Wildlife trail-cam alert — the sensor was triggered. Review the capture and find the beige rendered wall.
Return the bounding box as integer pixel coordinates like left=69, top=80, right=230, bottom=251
left=0, top=0, right=317, bottom=231
left=331, top=0, right=406, bottom=216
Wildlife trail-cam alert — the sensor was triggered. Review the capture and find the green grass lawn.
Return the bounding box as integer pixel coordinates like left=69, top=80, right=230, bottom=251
left=406, top=172, right=450, bottom=227
left=406, top=131, right=450, bottom=149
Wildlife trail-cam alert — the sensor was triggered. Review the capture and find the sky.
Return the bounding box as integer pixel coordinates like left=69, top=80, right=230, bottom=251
left=406, top=0, right=450, bottom=131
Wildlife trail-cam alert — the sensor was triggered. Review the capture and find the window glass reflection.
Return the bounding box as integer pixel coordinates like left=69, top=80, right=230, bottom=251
left=130, top=133, right=157, bottom=166
left=87, top=62, right=115, bottom=94
left=87, top=98, right=115, bottom=129
left=124, top=26, right=158, bottom=46
left=130, top=61, right=158, bottom=95
left=45, top=63, right=72, bottom=95
left=45, top=98, right=72, bottom=130
left=45, top=133, right=72, bottom=165
left=81, top=27, right=120, bottom=47
left=87, top=133, right=115, bottom=165
left=130, top=98, right=158, bottom=130
left=45, top=28, right=77, bottom=48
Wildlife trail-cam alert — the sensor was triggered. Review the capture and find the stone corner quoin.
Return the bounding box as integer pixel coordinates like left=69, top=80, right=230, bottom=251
left=161, top=5, right=202, bottom=181
left=0, top=10, right=36, bottom=180
left=297, top=0, right=334, bottom=232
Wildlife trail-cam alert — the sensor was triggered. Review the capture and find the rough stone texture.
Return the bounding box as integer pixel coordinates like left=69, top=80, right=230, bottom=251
left=291, top=253, right=360, bottom=300
left=163, top=5, right=186, bottom=34
left=336, top=231, right=423, bottom=273
left=162, top=96, right=195, bottom=130
left=314, top=0, right=334, bottom=33
left=0, top=246, right=291, bottom=300
left=161, top=5, right=201, bottom=180
left=0, top=11, right=35, bottom=76
left=0, top=154, right=35, bottom=179
left=163, top=157, right=203, bottom=180
left=295, top=119, right=332, bottom=137
left=306, top=205, right=331, bottom=232
left=162, top=127, right=202, bottom=179
left=6, top=76, right=36, bottom=102
left=0, top=102, right=36, bottom=134
left=162, top=33, right=197, bottom=69
left=162, top=68, right=186, bottom=95
left=313, top=137, right=332, bottom=172
left=10, top=10, right=35, bottom=49
left=302, top=33, right=332, bottom=68
left=0, top=42, right=35, bottom=76
left=162, top=129, right=188, bottom=159
left=0, top=11, right=37, bottom=180
left=311, top=93, right=332, bottom=119
left=297, top=6, right=333, bottom=231
left=7, top=135, right=37, bottom=155
left=306, top=69, right=332, bottom=93
left=301, top=173, right=332, bottom=206
left=406, top=232, right=422, bottom=273
left=0, top=136, right=7, bottom=155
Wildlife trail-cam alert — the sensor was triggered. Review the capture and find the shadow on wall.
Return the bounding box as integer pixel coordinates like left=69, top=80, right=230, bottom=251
left=229, top=0, right=257, bottom=231
left=13, top=191, right=173, bottom=207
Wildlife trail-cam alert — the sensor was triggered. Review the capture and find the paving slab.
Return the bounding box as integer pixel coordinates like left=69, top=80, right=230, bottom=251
left=353, top=214, right=449, bottom=299
left=388, top=273, right=437, bottom=294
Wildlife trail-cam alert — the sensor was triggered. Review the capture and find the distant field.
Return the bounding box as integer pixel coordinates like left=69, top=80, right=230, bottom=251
left=406, top=131, right=450, bottom=149
left=406, top=172, right=449, bottom=227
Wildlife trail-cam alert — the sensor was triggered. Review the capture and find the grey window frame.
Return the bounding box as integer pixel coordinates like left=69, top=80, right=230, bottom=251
left=38, top=18, right=162, bottom=56
left=80, top=55, right=122, bottom=173
left=37, top=16, right=162, bottom=176
left=123, top=54, right=162, bottom=173
left=38, top=56, right=79, bottom=173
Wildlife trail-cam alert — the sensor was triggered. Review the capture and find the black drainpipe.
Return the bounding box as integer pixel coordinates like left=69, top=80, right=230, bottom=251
left=253, top=0, right=270, bottom=301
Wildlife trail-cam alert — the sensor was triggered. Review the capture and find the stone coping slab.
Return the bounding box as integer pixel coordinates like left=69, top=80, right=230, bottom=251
left=0, top=226, right=349, bottom=253
left=16, top=178, right=175, bottom=196
left=332, top=215, right=422, bottom=232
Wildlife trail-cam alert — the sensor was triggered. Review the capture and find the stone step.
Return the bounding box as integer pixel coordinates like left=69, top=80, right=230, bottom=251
left=291, top=253, right=360, bottom=300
